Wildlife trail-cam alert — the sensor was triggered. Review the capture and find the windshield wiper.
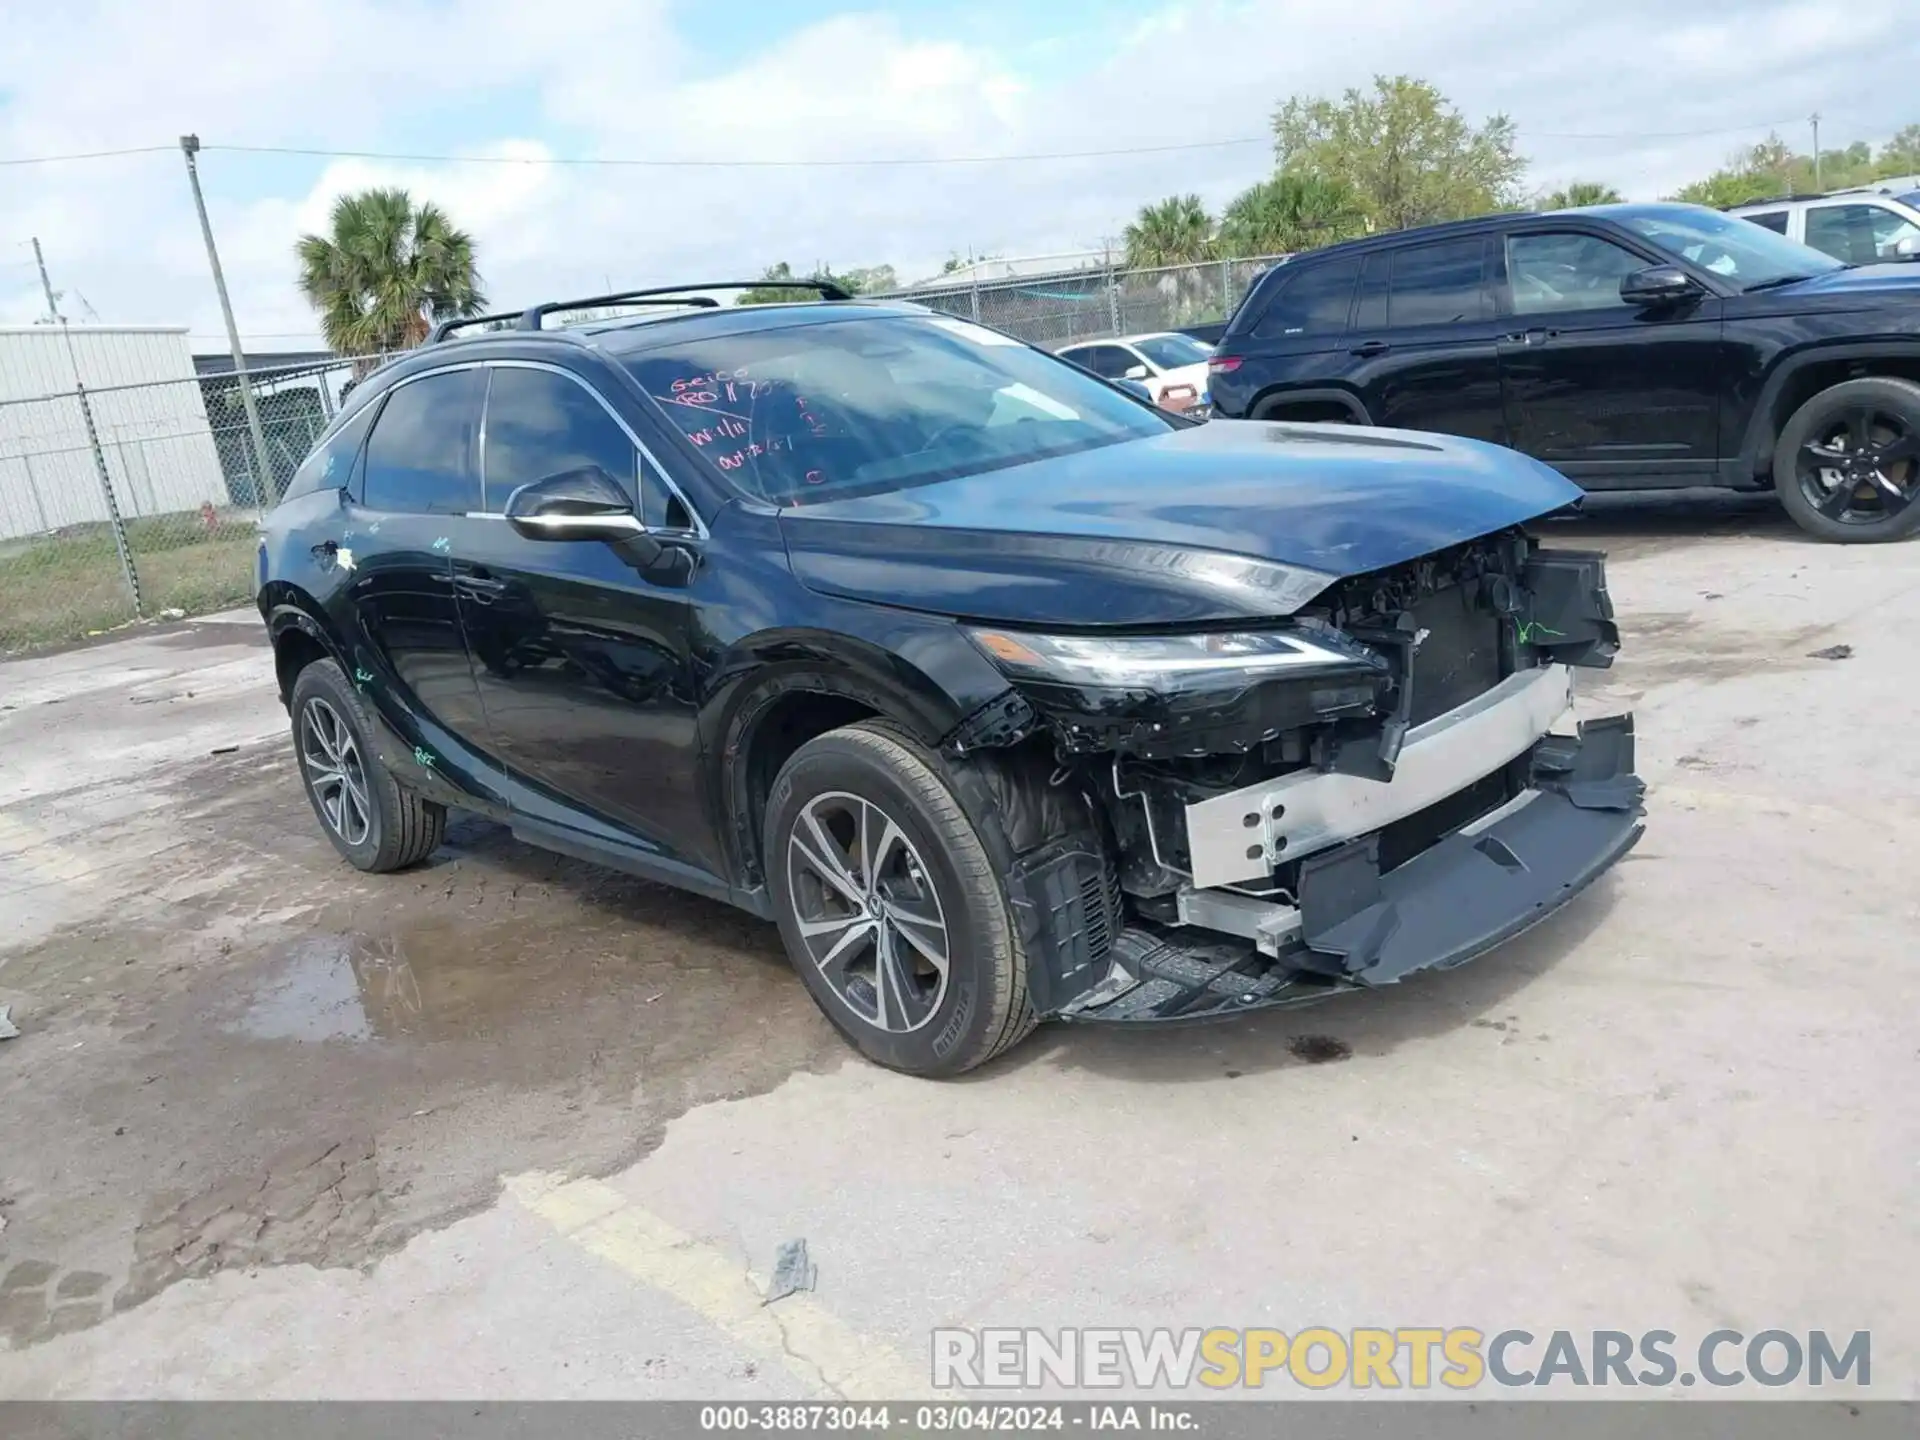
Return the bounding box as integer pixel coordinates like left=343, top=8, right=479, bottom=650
left=1743, top=274, right=1818, bottom=292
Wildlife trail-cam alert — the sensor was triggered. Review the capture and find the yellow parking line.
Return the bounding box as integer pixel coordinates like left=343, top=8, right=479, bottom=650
left=0, top=812, right=99, bottom=888
left=505, top=1172, right=928, bottom=1400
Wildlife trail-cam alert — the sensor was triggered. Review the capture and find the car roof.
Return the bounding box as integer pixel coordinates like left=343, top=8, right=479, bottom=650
left=348, top=298, right=944, bottom=398
left=424, top=297, right=937, bottom=359
left=1261, top=202, right=1717, bottom=269
left=1061, top=332, right=1200, bottom=351
left=1730, top=186, right=1920, bottom=211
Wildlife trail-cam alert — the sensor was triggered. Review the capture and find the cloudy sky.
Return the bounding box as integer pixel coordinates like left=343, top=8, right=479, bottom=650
left=2, top=0, right=1916, bottom=353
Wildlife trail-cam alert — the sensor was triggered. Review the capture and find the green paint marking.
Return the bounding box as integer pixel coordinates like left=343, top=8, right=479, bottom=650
left=413, top=746, right=438, bottom=770
left=1517, top=619, right=1566, bottom=645
left=431, top=536, right=451, bottom=553
left=353, top=666, right=374, bottom=692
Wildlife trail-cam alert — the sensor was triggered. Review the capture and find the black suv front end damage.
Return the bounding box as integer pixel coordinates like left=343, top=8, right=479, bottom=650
left=954, top=530, right=1644, bottom=1023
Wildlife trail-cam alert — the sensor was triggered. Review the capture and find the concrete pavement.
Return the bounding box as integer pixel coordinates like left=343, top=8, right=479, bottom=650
left=2, top=496, right=1916, bottom=1399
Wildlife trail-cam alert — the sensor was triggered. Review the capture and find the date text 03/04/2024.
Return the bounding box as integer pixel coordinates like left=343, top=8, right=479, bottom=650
left=697, top=1403, right=1199, bottom=1431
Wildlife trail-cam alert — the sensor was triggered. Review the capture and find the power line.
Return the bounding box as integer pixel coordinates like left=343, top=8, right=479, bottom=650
left=0, top=143, right=178, bottom=167
left=1528, top=118, right=1801, bottom=140
left=0, top=114, right=1845, bottom=171
left=203, top=137, right=1272, bottom=168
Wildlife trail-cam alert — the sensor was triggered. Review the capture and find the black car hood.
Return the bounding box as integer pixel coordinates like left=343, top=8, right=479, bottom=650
left=1764, top=263, right=1920, bottom=297
left=778, top=420, right=1582, bottom=627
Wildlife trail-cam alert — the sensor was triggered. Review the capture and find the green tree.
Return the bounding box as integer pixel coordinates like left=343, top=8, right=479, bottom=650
left=1670, top=127, right=1920, bottom=207
left=739, top=260, right=884, bottom=304
left=1271, top=75, right=1525, bottom=231
left=295, top=188, right=484, bottom=354
left=1218, top=174, right=1364, bottom=255
left=1883, top=125, right=1920, bottom=174
left=1541, top=180, right=1624, bottom=210
left=1122, top=194, right=1216, bottom=268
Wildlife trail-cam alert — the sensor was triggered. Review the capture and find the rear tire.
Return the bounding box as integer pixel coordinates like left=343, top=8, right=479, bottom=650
left=1772, top=376, right=1920, bottom=543
left=765, top=720, right=1034, bottom=1077
left=289, top=659, right=445, bottom=873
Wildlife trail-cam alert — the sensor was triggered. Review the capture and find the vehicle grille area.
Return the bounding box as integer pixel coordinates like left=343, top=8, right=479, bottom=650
left=1406, top=582, right=1506, bottom=725
left=1307, top=529, right=1526, bottom=728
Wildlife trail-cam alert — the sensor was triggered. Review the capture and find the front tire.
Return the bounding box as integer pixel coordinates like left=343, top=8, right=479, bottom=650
left=765, top=720, right=1034, bottom=1077
left=289, top=659, right=445, bottom=873
left=1772, top=377, right=1920, bottom=543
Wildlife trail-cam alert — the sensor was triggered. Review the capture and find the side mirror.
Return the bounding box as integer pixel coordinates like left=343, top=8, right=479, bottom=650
left=1114, top=377, right=1154, bottom=403
left=1123, top=363, right=1151, bottom=381
left=504, top=465, right=644, bottom=542
left=1894, top=235, right=1920, bottom=260
left=1620, top=264, right=1702, bottom=307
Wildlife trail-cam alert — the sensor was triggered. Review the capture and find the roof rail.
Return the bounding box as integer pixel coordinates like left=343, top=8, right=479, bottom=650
left=426, top=310, right=529, bottom=344
left=426, top=280, right=854, bottom=345
left=1729, top=186, right=1899, bottom=209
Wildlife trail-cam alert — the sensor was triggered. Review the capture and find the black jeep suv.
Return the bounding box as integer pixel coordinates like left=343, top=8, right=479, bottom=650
left=1206, top=202, right=1920, bottom=543
left=258, top=283, right=1643, bottom=1076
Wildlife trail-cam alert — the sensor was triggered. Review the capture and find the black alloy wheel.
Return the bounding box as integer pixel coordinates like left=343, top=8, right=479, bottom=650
left=1776, top=377, right=1920, bottom=542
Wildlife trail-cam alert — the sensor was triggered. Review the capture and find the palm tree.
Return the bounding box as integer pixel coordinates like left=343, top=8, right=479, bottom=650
left=295, top=188, right=485, bottom=355
left=1218, top=174, right=1363, bottom=256
left=1122, top=194, right=1215, bottom=269
left=1541, top=180, right=1624, bottom=211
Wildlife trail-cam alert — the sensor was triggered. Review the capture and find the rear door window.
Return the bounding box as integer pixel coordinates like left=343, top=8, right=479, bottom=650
left=1742, top=210, right=1789, bottom=234
left=1386, top=239, right=1490, bottom=327
left=1249, top=257, right=1360, bottom=339
left=359, top=369, right=485, bottom=514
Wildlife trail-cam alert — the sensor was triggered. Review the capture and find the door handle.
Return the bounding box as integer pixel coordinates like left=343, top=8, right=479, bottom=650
left=454, top=569, right=507, bottom=604
left=1349, top=340, right=1391, bottom=357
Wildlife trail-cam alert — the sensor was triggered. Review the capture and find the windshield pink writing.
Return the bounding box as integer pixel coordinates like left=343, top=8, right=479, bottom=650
left=714, top=437, right=794, bottom=470
left=687, top=418, right=749, bottom=445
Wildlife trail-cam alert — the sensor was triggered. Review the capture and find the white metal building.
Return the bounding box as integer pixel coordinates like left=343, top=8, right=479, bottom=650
left=0, top=326, right=228, bottom=541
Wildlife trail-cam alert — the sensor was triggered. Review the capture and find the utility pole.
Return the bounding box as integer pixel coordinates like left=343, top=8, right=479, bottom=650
left=180, top=134, right=278, bottom=509
left=1812, top=113, right=1822, bottom=192
left=33, top=237, right=143, bottom=615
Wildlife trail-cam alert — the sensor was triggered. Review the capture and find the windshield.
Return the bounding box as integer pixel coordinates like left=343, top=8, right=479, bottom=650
left=1616, top=206, right=1846, bottom=287
left=622, top=314, right=1173, bottom=504
left=1131, top=334, right=1212, bottom=369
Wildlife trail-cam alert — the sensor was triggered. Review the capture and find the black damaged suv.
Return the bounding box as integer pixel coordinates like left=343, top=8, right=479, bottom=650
left=259, top=282, right=1643, bottom=1076
left=1206, top=203, right=1920, bottom=543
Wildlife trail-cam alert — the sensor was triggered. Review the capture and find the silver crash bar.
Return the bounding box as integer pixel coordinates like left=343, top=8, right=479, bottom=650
left=1184, top=664, right=1576, bottom=890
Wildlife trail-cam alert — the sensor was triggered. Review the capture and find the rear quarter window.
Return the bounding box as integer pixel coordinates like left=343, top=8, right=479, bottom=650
left=1247, top=257, right=1361, bottom=340
left=280, top=400, right=378, bottom=502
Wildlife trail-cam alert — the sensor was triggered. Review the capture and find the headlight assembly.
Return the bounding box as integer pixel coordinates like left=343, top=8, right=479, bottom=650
left=965, top=625, right=1384, bottom=694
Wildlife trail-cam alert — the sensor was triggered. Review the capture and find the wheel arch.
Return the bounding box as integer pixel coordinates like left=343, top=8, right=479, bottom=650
left=1249, top=385, right=1372, bottom=425
left=263, top=588, right=343, bottom=708
left=1740, top=342, right=1920, bottom=482
left=709, top=628, right=984, bottom=890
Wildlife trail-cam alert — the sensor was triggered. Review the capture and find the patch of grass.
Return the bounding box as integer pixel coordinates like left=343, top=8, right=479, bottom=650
left=0, top=521, right=258, bottom=654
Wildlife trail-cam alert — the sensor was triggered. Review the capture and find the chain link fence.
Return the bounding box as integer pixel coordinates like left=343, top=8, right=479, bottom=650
left=870, top=253, right=1286, bottom=348
left=0, top=356, right=373, bottom=655
left=0, top=254, right=1286, bottom=655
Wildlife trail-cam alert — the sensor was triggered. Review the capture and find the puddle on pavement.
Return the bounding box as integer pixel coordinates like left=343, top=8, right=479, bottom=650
left=227, top=910, right=773, bottom=1046
left=231, top=934, right=389, bottom=1041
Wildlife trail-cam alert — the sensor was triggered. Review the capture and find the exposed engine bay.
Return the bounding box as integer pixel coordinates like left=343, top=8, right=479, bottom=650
left=945, top=528, right=1646, bottom=1022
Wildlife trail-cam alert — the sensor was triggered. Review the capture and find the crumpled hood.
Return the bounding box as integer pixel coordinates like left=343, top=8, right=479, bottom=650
left=778, top=420, right=1582, bottom=627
